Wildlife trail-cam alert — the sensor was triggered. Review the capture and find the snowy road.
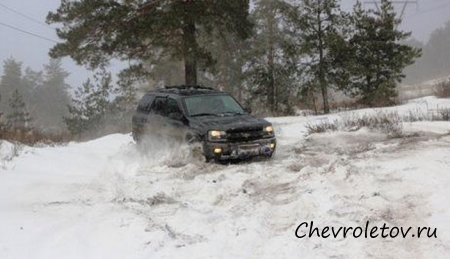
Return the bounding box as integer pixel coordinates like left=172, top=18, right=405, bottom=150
left=1, top=98, right=450, bottom=259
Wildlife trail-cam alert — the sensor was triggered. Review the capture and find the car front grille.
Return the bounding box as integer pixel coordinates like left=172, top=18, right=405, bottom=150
left=226, top=127, right=265, bottom=142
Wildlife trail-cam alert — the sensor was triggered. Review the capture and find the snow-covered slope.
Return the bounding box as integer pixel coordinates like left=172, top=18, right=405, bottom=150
left=1, top=98, right=450, bottom=259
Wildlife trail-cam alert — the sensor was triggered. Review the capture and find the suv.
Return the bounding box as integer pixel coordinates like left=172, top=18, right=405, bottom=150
left=132, top=85, right=276, bottom=161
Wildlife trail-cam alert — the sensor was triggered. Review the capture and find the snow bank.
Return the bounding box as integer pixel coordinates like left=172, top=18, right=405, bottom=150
left=1, top=98, right=450, bottom=258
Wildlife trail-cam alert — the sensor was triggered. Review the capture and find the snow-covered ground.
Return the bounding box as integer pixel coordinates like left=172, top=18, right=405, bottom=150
left=1, top=98, right=450, bottom=259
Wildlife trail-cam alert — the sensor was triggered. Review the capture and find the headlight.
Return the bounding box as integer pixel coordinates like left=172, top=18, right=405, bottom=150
left=264, top=125, right=274, bottom=133
left=208, top=130, right=226, bottom=141
left=263, top=125, right=275, bottom=137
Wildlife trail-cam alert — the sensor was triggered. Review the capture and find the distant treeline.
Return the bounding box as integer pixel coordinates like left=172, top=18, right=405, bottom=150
left=404, top=20, right=450, bottom=84
left=0, top=57, right=135, bottom=142
left=0, top=58, right=70, bottom=134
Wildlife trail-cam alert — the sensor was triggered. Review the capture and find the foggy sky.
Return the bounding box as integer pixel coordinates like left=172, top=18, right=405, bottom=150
left=1, top=0, right=450, bottom=88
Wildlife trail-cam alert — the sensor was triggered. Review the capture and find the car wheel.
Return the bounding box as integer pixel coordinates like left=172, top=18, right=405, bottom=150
left=132, top=127, right=142, bottom=142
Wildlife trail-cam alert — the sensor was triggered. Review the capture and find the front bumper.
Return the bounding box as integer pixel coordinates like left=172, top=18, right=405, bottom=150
left=204, top=137, right=277, bottom=160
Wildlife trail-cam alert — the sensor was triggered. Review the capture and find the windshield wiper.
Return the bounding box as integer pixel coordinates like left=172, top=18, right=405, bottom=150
left=219, top=111, right=245, bottom=116
left=190, top=113, right=218, bottom=117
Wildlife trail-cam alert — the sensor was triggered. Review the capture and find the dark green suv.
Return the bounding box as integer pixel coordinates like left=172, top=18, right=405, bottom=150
left=132, top=85, right=276, bottom=161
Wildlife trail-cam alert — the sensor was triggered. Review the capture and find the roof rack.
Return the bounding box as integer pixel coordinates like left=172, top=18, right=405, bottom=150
left=157, top=85, right=216, bottom=94
left=163, top=85, right=214, bottom=91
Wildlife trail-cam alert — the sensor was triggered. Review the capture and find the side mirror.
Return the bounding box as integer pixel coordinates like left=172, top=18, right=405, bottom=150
left=244, top=106, right=252, bottom=114
left=168, top=112, right=184, bottom=121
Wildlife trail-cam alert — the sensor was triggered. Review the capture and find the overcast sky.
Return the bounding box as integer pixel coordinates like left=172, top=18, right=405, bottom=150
left=1, top=0, right=450, bottom=88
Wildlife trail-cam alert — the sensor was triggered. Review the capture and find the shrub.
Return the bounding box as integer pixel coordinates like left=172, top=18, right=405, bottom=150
left=305, top=119, right=339, bottom=134
left=306, top=111, right=402, bottom=137
left=306, top=106, right=450, bottom=137
left=432, top=79, right=450, bottom=98
left=402, top=107, right=450, bottom=122
left=0, top=126, right=70, bottom=146
left=436, top=108, right=450, bottom=121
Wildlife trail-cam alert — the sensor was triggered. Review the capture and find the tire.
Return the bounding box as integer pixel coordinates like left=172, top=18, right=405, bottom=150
left=185, top=133, right=212, bottom=162
left=132, top=127, right=142, bottom=143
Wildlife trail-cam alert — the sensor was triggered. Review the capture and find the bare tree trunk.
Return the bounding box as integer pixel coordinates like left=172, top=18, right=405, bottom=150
left=313, top=95, right=318, bottom=115
left=268, top=8, right=276, bottom=113
left=237, top=64, right=243, bottom=103
left=320, top=78, right=329, bottom=113
left=183, top=2, right=197, bottom=85
left=317, top=6, right=330, bottom=114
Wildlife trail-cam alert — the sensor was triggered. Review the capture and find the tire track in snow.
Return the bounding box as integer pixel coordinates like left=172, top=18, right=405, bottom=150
left=96, top=132, right=450, bottom=258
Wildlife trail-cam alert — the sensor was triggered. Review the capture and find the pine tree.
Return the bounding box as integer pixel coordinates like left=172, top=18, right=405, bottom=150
left=64, top=72, right=113, bottom=136
left=0, top=58, right=23, bottom=113
left=197, top=28, right=246, bottom=102
left=244, top=0, right=301, bottom=114
left=344, top=0, right=421, bottom=106
left=22, top=67, right=44, bottom=93
left=46, top=1, right=252, bottom=85
left=295, top=0, right=344, bottom=114
left=7, top=89, right=32, bottom=130
left=32, top=59, right=71, bottom=132
left=110, top=69, right=139, bottom=132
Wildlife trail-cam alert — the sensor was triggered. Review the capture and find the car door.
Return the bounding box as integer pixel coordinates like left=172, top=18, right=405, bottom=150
left=132, top=94, right=154, bottom=137
left=144, top=95, right=168, bottom=136
left=165, top=97, right=188, bottom=140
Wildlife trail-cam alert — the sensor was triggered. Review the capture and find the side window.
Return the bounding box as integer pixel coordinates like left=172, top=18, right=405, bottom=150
left=167, top=98, right=182, bottom=117
left=150, top=97, right=167, bottom=116
left=137, top=94, right=154, bottom=113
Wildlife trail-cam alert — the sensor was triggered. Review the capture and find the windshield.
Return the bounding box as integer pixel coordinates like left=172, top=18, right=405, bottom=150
left=183, top=94, right=245, bottom=117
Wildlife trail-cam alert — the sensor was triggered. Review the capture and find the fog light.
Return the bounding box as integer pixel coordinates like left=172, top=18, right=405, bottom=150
left=213, top=148, right=222, bottom=154
left=270, top=143, right=275, bottom=149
